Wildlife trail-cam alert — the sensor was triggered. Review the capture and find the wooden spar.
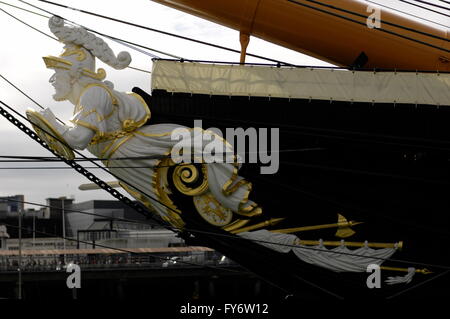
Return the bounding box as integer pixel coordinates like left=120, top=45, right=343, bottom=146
left=271, top=214, right=362, bottom=238
left=231, top=218, right=285, bottom=234
left=381, top=266, right=432, bottom=274
left=295, top=239, right=403, bottom=250
left=239, top=31, right=250, bottom=64
left=78, top=181, right=121, bottom=191
left=150, top=0, right=450, bottom=71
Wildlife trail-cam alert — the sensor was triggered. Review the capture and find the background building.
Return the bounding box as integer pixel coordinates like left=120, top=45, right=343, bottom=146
left=0, top=195, right=24, bottom=217
left=0, top=225, right=9, bottom=250
left=1, top=195, right=184, bottom=249
left=67, top=199, right=182, bottom=249
left=0, top=195, right=57, bottom=238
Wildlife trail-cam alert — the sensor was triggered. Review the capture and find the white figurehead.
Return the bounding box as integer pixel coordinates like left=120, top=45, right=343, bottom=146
left=44, top=16, right=131, bottom=104
left=29, top=15, right=261, bottom=230
left=35, top=16, right=146, bottom=150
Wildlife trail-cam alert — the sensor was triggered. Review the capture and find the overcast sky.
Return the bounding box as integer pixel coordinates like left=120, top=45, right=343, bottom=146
left=0, top=0, right=448, bottom=208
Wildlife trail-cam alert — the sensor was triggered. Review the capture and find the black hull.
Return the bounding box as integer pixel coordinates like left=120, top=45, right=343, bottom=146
left=133, top=87, right=450, bottom=299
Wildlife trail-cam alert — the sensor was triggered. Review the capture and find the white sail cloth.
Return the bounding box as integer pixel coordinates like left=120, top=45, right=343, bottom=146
left=238, top=230, right=413, bottom=284
left=152, top=60, right=450, bottom=107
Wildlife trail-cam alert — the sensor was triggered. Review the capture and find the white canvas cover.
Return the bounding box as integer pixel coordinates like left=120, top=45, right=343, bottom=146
left=151, top=60, right=450, bottom=106
left=238, top=230, right=415, bottom=285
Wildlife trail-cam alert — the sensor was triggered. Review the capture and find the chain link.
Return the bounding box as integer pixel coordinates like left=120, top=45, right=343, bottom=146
left=0, top=104, right=158, bottom=223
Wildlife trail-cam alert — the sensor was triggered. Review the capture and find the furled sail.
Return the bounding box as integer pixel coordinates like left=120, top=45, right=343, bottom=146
left=239, top=230, right=414, bottom=284
left=152, top=60, right=450, bottom=106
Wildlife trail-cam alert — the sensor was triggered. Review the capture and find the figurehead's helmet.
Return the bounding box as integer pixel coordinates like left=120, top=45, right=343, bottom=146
left=43, top=16, right=131, bottom=79
left=43, top=45, right=107, bottom=80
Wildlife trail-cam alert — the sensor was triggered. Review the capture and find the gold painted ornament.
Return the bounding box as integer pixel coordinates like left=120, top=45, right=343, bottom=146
left=193, top=192, right=234, bottom=227
left=26, top=109, right=75, bottom=160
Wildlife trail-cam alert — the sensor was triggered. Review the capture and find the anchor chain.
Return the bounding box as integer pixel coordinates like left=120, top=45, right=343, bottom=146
left=0, top=104, right=167, bottom=228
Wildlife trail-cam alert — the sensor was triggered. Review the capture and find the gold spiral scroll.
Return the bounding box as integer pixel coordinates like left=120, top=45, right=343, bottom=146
left=173, top=164, right=209, bottom=196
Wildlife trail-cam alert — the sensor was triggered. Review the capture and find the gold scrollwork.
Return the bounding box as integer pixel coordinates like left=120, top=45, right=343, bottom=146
left=172, top=164, right=208, bottom=196
left=154, top=158, right=185, bottom=228
left=81, top=68, right=106, bottom=81
left=61, top=47, right=87, bottom=61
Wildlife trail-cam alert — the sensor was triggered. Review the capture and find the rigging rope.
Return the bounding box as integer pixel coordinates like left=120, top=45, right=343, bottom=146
left=399, top=0, right=450, bottom=17
left=0, top=93, right=313, bottom=297
left=33, top=0, right=293, bottom=65
left=364, top=0, right=449, bottom=29
left=407, top=0, right=450, bottom=11
left=0, top=6, right=155, bottom=73
left=0, top=100, right=162, bottom=221
left=3, top=160, right=450, bottom=187
left=15, top=0, right=178, bottom=59
left=1, top=4, right=438, bottom=300
left=0, top=221, right=246, bottom=274
left=0, top=1, right=447, bottom=295
left=288, top=0, right=450, bottom=53
left=0, top=0, right=48, bottom=17
left=0, top=101, right=446, bottom=293
left=253, top=173, right=450, bottom=240
left=0, top=6, right=56, bottom=41
left=2, top=197, right=448, bottom=271
left=0, top=147, right=324, bottom=162
left=0, top=95, right=444, bottom=270
left=302, top=0, right=449, bottom=41
left=386, top=269, right=450, bottom=299
left=5, top=204, right=447, bottom=299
